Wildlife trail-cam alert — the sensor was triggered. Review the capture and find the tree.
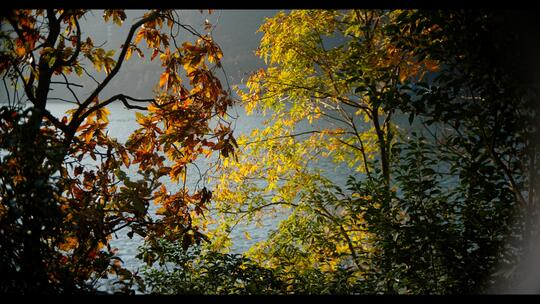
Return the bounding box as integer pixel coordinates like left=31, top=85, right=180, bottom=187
left=0, top=9, right=236, bottom=293
left=201, top=9, right=538, bottom=294
left=204, top=9, right=435, bottom=281
left=378, top=10, right=540, bottom=292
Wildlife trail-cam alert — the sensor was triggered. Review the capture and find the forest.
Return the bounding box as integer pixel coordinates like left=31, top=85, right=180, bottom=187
left=0, top=9, right=539, bottom=294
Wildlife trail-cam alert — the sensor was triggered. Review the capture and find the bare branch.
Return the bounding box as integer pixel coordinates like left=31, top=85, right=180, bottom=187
left=243, top=130, right=342, bottom=146
left=59, top=72, right=81, bottom=103
left=8, top=58, right=36, bottom=103
left=78, top=94, right=154, bottom=123
left=47, top=97, right=78, bottom=104
left=51, top=80, right=83, bottom=88
left=80, top=64, right=100, bottom=85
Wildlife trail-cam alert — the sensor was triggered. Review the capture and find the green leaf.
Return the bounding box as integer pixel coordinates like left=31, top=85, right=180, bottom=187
left=408, top=113, right=415, bottom=125
left=132, top=197, right=146, bottom=214
left=48, top=56, right=56, bottom=68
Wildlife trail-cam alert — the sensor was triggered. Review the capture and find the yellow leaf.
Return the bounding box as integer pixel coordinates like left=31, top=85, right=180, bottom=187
left=96, top=107, right=110, bottom=123
left=135, top=29, right=145, bottom=44
left=135, top=112, right=146, bottom=124
left=156, top=206, right=167, bottom=215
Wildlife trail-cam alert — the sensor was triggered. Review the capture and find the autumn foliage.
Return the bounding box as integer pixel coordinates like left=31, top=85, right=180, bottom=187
left=202, top=10, right=539, bottom=294
left=1, top=9, right=539, bottom=295
left=0, top=9, right=235, bottom=293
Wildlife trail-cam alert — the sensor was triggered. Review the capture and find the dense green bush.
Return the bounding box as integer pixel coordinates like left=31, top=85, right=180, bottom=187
left=140, top=239, right=376, bottom=294
left=140, top=240, right=284, bottom=294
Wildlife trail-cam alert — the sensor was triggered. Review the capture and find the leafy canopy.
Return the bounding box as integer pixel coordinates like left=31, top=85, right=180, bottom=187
left=199, top=9, right=538, bottom=294
left=0, top=9, right=236, bottom=293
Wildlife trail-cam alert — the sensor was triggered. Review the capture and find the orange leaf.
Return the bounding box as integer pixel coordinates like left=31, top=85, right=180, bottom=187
left=151, top=49, right=159, bottom=61
left=125, top=46, right=132, bottom=61
left=135, top=29, right=145, bottom=44
left=159, top=72, right=169, bottom=89
left=169, top=163, right=184, bottom=182
left=58, top=236, right=79, bottom=251
left=15, top=44, right=26, bottom=56
left=119, top=147, right=131, bottom=168
left=158, top=166, right=171, bottom=176
left=399, top=70, right=408, bottom=83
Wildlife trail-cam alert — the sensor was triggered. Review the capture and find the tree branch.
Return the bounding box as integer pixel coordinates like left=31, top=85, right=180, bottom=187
left=68, top=11, right=161, bottom=132
left=62, top=13, right=82, bottom=67
left=8, top=58, right=36, bottom=104
left=243, top=130, right=332, bottom=146
left=78, top=94, right=154, bottom=123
